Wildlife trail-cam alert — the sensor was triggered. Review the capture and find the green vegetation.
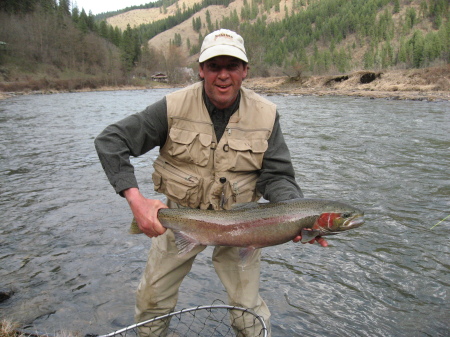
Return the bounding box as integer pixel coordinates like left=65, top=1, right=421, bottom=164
left=95, top=0, right=179, bottom=21
left=126, top=0, right=448, bottom=76
left=233, top=0, right=449, bottom=75
left=134, top=0, right=233, bottom=43
left=0, top=0, right=448, bottom=90
left=0, top=0, right=176, bottom=89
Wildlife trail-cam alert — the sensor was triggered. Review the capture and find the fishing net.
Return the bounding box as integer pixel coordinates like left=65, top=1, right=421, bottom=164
left=94, top=302, right=268, bottom=337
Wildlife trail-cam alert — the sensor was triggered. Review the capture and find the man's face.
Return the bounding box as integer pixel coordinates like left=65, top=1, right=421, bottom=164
left=199, top=56, right=248, bottom=110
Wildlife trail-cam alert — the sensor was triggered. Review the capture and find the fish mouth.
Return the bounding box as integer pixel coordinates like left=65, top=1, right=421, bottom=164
left=344, top=215, right=365, bottom=229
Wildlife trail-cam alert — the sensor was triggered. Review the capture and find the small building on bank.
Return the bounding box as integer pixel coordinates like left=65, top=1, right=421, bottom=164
left=151, top=73, right=168, bottom=83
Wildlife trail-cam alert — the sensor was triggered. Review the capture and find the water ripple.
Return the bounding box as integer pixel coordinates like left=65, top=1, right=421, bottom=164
left=0, top=92, right=449, bottom=336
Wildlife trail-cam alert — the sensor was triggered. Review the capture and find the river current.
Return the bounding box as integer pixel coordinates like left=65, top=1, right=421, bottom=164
left=0, top=89, right=449, bottom=336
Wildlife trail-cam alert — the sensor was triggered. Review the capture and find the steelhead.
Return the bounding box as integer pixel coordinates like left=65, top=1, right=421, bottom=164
left=130, top=198, right=364, bottom=258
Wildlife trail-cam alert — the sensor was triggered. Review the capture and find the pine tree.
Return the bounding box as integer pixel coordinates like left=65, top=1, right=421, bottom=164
left=98, top=21, right=109, bottom=39
left=58, top=0, right=70, bottom=16
left=410, top=30, right=425, bottom=67
left=393, top=0, right=400, bottom=14
left=121, top=24, right=140, bottom=71
left=381, top=40, right=393, bottom=68
left=78, top=9, right=89, bottom=33
left=364, top=46, right=375, bottom=69
left=205, top=10, right=213, bottom=32
left=405, top=7, right=417, bottom=30
left=173, top=33, right=182, bottom=47
left=0, top=0, right=37, bottom=13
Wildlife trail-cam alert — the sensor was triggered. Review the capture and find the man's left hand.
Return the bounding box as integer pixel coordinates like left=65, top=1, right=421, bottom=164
left=292, top=234, right=328, bottom=247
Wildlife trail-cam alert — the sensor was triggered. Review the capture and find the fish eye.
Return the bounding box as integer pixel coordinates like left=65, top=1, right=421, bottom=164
left=342, top=212, right=352, bottom=218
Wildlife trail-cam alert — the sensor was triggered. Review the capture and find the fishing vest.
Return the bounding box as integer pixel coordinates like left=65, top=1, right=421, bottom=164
left=152, top=82, right=276, bottom=210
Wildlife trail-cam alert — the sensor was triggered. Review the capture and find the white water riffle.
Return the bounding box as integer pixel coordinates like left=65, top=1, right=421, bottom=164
left=1, top=89, right=449, bottom=336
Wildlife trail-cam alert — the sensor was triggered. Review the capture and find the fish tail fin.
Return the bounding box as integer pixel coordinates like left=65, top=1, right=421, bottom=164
left=129, top=218, right=144, bottom=234
left=173, top=230, right=202, bottom=256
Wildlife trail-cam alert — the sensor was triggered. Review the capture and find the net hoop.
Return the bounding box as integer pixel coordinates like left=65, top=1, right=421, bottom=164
left=97, top=304, right=268, bottom=337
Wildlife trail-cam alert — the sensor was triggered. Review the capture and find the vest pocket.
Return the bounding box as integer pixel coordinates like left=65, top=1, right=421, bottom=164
left=167, top=128, right=212, bottom=166
left=153, top=158, right=202, bottom=208
left=226, top=138, right=268, bottom=171
left=222, top=173, right=260, bottom=209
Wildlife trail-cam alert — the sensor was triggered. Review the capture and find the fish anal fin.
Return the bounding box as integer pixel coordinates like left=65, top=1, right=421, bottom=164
left=238, top=247, right=257, bottom=267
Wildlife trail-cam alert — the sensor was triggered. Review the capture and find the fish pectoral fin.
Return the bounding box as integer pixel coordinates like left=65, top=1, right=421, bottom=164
left=300, top=229, right=322, bottom=243
left=238, top=247, right=257, bottom=267
left=173, top=231, right=200, bottom=256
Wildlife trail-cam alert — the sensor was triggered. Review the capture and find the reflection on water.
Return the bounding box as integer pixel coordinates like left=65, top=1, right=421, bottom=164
left=0, top=90, right=449, bottom=336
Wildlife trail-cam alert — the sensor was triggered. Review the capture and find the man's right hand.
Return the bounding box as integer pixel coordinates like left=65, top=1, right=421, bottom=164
left=123, top=188, right=167, bottom=238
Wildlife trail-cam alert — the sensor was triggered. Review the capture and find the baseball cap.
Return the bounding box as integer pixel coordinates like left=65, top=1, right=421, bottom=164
left=199, top=29, right=248, bottom=63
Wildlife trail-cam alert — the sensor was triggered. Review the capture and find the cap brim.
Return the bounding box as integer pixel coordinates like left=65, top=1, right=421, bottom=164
left=199, top=45, right=248, bottom=63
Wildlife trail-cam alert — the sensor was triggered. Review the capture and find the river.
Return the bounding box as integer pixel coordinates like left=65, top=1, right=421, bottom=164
left=0, top=89, right=449, bottom=336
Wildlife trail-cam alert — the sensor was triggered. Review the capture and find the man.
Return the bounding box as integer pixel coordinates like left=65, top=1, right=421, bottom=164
left=95, top=29, right=327, bottom=337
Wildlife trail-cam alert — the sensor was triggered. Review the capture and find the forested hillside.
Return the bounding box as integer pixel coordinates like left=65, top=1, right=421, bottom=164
left=137, top=0, right=449, bottom=76
left=0, top=0, right=129, bottom=90
left=241, top=0, right=449, bottom=75
left=0, top=0, right=448, bottom=91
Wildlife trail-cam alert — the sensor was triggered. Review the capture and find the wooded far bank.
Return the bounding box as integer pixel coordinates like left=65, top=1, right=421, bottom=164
left=0, top=0, right=449, bottom=94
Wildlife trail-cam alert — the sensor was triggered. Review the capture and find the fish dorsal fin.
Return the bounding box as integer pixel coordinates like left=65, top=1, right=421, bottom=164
left=173, top=230, right=201, bottom=256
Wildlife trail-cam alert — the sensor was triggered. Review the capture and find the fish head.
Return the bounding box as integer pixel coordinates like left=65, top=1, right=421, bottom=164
left=312, top=208, right=365, bottom=235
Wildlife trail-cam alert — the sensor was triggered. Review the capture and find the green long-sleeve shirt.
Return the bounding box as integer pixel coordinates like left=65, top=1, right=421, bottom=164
left=95, top=87, right=302, bottom=203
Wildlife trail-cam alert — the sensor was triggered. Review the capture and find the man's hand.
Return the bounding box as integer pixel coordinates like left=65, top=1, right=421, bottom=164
left=123, top=188, right=167, bottom=238
left=292, top=232, right=328, bottom=247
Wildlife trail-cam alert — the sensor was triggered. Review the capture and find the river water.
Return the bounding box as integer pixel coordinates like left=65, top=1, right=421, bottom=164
left=0, top=89, right=449, bottom=337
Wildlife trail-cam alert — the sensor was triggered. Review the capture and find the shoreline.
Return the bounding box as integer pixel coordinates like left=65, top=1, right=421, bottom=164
left=243, top=66, right=450, bottom=102
left=0, top=82, right=450, bottom=102
left=251, top=86, right=450, bottom=102
left=2, top=84, right=449, bottom=102
left=1, top=66, right=449, bottom=102
left=0, top=84, right=173, bottom=100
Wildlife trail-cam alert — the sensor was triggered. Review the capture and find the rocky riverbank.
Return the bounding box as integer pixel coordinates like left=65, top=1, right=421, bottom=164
left=244, top=65, right=450, bottom=102
left=1, top=65, right=449, bottom=101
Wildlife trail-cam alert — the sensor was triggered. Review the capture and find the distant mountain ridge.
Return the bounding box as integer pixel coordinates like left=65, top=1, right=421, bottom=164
left=102, top=0, right=449, bottom=76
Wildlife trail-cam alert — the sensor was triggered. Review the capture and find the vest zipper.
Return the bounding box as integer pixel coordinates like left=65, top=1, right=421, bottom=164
left=226, top=126, right=271, bottom=139
left=154, top=158, right=196, bottom=183
left=171, top=116, right=213, bottom=126
left=226, top=126, right=271, bottom=133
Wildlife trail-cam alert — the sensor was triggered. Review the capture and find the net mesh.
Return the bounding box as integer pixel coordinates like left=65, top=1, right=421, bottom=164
left=95, top=302, right=268, bottom=337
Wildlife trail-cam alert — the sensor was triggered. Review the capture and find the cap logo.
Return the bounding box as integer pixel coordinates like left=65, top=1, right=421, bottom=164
left=215, top=33, right=233, bottom=41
